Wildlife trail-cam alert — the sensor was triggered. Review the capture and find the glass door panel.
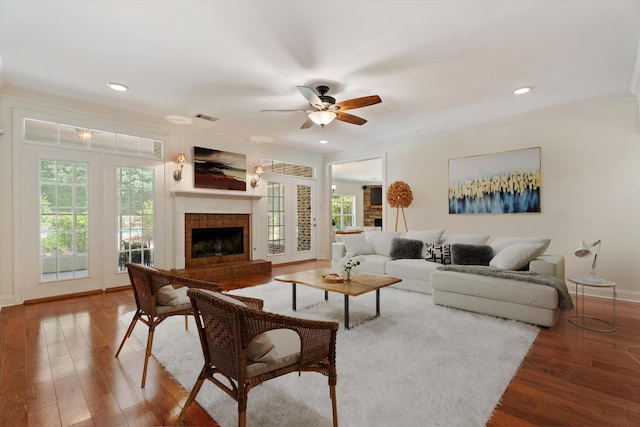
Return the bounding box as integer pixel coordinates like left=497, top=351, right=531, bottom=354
left=265, top=177, right=316, bottom=264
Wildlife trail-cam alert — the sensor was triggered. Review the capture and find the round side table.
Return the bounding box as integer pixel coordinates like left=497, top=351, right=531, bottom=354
left=567, top=276, right=616, bottom=332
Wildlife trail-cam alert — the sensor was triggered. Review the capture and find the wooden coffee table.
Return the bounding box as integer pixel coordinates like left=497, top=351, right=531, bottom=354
left=274, top=268, right=401, bottom=329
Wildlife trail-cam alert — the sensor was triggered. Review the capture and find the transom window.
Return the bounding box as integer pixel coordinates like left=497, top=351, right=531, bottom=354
left=260, top=159, right=314, bottom=178
left=23, top=118, right=164, bottom=159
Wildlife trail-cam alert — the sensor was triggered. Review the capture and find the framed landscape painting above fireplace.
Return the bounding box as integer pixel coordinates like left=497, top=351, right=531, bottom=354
left=193, top=146, right=247, bottom=190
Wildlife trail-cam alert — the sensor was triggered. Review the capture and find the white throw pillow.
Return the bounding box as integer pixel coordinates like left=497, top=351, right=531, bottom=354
left=341, top=234, right=373, bottom=255
left=490, top=237, right=551, bottom=256
left=404, top=230, right=445, bottom=257
left=440, top=234, right=490, bottom=245
left=489, top=243, right=546, bottom=270
left=366, top=231, right=402, bottom=256
left=156, top=285, right=179, bottom=306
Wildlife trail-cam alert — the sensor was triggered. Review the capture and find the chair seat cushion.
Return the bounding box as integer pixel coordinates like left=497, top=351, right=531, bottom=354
left=156, top=286, right=192, bottom=314
left=246, top=329, right=301, bottom=378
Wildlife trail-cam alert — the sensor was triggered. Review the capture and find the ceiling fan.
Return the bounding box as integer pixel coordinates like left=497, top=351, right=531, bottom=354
left=262, top=85, right=382, bottom=129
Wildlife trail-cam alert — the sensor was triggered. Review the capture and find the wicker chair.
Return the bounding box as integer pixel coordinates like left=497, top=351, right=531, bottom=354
left=115, top=263, right=223, bottom=387
left=177, top=288, right=339, bottom=427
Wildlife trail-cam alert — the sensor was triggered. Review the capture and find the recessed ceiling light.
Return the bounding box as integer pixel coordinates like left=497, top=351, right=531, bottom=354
left=165, top=115, right=194, bottom=125
left=107, top=82, right=129, bottom=92
left=319, top=140, right=329, bottom=144
left=514, top=87, right=531, bottom=95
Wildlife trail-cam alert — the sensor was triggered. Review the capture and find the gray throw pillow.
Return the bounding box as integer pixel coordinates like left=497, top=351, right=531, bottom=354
left=389, top=237, right=423, bottom=260
left=451, top=243, right=494, bottom=266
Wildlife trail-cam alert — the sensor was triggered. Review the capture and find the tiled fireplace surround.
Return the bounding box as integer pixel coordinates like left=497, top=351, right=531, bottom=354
left=172, top=193, right=271, bottom=280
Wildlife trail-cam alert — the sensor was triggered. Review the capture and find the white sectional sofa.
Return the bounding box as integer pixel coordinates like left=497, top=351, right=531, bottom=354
left=331, top=230, right=569, bottom=327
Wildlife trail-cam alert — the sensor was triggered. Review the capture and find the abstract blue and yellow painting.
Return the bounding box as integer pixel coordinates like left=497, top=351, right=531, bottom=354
left=448, top=147, right=541, bottom=214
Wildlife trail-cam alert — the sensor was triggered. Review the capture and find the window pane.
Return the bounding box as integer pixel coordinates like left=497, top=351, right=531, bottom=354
left=40, top=159, right=89, bottom=281
left=117, top=166, right=154, bottom=271
left=296, top=184, right=311, bottom=252
left=260, top=159, right=314, bottom=178
left=91, top=131, right=116, bottom=151
left=59, top=125, right=89, bottom=148
left=267, top=182, right=285, bottom=255
left=117, top=134, right=141, bottom=155
left=25, top=119, right=57, bottom=145
left=331, top=194, right=356, bottom=230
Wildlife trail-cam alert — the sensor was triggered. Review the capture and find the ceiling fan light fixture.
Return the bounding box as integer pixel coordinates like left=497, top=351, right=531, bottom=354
left=107, top=82, right=129, bottom=92
left=308, top=110, right=337, bottom=126
left=514, top=87, right=531, bottom=95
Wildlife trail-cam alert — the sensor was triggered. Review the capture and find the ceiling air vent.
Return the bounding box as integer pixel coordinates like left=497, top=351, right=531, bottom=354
left=193, top=113, right=219, bottom=122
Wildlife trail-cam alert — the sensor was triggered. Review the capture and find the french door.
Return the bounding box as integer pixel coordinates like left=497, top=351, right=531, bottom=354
left=265, top=175, right=316, bottom=265
left=20, top=145, right=164, bottom=301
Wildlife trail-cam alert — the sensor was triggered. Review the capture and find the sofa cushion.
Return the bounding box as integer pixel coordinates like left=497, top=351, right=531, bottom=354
left=365, top=231, right=402, bottom=256
left=451, top=244, right=494, bottom=266
left=431, top=270, right=559, bottom=310
left=490, top=236, right=551, bottom=255
left=386, top=258, right=441, bottom=281
left=341, top=233, right=373, bottom=256
left=425, top=244, right=452, bottom=265
left=358, top=254, right=390, bottom=275
left=403, top=230, right=444, bottom=257
left=440, top=234, right=490, bottom=245
left=389, top=238, right=424, bottom=260
left=489, top=243, right=546, bottom=270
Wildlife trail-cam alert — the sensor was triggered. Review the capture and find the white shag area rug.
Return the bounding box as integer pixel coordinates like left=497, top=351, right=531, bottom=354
left=123, top=282, right=539, bottom=427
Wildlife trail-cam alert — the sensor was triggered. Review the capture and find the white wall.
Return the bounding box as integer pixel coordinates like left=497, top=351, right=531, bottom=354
left=385, top=97, right=640, bottom=300
left=0, top=93, right=13, bottom=305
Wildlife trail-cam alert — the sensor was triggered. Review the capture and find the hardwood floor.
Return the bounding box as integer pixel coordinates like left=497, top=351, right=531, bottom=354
left=1, top=259, right=639, bottom=426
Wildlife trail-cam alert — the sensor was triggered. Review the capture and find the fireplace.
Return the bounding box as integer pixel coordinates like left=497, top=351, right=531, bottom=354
left=185, top=213, right=250, bottom=268
left=192, top=227, right=243, bottom=258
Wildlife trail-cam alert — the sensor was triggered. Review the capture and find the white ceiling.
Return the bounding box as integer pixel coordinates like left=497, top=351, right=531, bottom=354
left=332, top=158, right=382, bottom=183
left=1, top=1, right=639, bottom=155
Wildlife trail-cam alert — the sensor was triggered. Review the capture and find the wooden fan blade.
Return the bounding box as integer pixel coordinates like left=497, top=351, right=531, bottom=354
left=335, top=111, right=367, bottom=125
left=335, top=95, right=381, bottom=111
left=300, top=117, right=315, bottom=129
left=297, top=86, right=323, bottom=108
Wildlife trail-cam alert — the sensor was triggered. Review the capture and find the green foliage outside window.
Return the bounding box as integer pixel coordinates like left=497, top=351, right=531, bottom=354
left=331, top=194, right=355, bottom=230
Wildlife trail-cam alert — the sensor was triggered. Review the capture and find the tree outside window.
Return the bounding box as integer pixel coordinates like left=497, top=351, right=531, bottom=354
left=331, top=194, right=355, bottom=230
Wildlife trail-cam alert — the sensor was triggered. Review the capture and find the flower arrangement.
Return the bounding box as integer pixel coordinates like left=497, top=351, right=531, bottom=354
left=338, top=253, right=363, bottom=281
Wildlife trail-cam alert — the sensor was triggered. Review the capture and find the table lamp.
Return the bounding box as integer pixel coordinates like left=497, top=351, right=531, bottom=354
left=574, top=239, right=601, bottom=278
